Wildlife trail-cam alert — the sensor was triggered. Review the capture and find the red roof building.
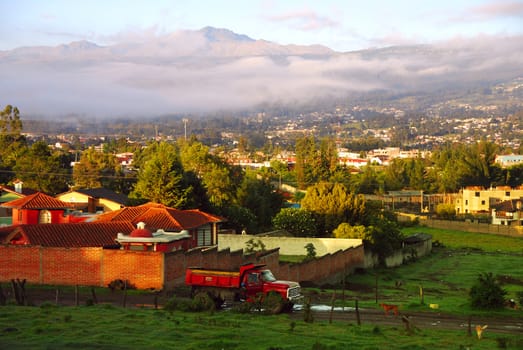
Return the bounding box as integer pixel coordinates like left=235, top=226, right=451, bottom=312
left=1, top=192, right=75, bottom=225
left=4, top=222, right=135, bottom=247
left=96, top=202, right=224, bottom=249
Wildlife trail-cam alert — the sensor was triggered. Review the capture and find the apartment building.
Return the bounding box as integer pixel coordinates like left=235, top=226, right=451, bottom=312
left=455, top=186, right=523, bottom=214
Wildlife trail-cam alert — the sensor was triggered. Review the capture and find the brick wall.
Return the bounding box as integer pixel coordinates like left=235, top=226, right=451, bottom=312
left=0, top=242, right=365, bottom=290
left=0, top=245, right=40, bottom=282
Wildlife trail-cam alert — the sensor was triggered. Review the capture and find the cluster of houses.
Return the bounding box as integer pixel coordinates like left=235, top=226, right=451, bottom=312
left=0, top=181, right=224, bottom=251
left=1, top=179, right=519, bottom=290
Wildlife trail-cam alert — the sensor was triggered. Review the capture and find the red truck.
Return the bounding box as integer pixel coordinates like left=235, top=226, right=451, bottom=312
left=185, top=263, right=302, bottom=313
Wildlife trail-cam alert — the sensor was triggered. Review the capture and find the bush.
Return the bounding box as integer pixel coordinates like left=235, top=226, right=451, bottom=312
left=304, top=243, right=316, bottom=261
left=333, top=223, right=367, bottom=239
left=469, top=272, right=507, bottom=309
left=190, top=292, right=216, bottom=312
left=244, top=238, right=266, bottom=254
left=435, top=203, right=456, bottom=219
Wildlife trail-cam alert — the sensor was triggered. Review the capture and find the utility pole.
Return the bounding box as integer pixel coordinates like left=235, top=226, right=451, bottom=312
left=182, top=118, right=188, bottom=140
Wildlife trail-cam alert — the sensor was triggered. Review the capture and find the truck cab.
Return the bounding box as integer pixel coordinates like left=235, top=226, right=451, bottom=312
left=241, top=266, right=302, bottom=306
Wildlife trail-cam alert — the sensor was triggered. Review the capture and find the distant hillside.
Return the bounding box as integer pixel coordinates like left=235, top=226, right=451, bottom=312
left=0, top=27, right=521, bottom=118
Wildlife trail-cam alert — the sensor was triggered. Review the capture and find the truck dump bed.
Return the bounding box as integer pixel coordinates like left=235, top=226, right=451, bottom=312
left=185, top=268, right=241, bottom=288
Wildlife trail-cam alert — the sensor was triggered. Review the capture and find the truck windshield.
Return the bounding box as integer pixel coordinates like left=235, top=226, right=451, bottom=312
left=260, top=270, right=276, bottom=282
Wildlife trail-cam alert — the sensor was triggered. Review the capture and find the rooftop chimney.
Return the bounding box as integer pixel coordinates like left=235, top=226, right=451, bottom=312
left=13, top=180, right=23, bottom=194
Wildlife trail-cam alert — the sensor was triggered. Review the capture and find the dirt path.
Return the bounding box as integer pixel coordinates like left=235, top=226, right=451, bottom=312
left=290, top=306, right=523, bottom=335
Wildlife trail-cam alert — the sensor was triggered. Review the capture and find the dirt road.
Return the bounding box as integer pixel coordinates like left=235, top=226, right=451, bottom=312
left=290, top=305, right=523, bottom=335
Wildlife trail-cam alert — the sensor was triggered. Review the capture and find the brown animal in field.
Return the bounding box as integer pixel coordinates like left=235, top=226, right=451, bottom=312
left=379, top=303, right=399, bottom=316
left=476, top=325, right=488, bottom=339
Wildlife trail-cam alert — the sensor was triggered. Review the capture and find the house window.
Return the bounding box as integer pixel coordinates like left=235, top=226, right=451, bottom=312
left=505, top=191, right=510, bottom=196
left=465, top=200, right=468, bottom=205
left=475, top=192, right=480, bottom=197
left=39, top=210, right=51, bottom=224
left=197, top=225, right=212, bottom=246
left=481, top=200, right=485, bottom=205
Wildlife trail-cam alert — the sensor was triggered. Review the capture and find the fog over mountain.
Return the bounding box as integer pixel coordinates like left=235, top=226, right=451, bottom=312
left=1, top=27, right=522, bottom=118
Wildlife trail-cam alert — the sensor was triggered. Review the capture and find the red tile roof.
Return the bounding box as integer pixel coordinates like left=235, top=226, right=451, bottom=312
left=4, top=222, right=135, bottom=247
left=1, top=192, right=72, bottom=209
left=95, top=202, right=224, bottom=231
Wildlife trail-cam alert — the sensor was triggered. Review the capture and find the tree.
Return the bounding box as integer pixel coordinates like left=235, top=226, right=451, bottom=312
left=272, top=208, right=318, bottom=237
left=459, top=141, right=502, bottom=188
left=0, top=105, right=26, bottom=183
left=294, top=136, right=316, bottom=189
left=364, top=215, right=404, bottom=266
left=333, top=223, right=367, bottom=239
left=0, top=105, right=23, bottom=134
left=304, top=243, right=316, bottom=261
left=130, top=141, right=192, bottom=208
left=311, top=137, right=338, bottom=181
left=469, top=272, right=507, bottom=309
left=220, top=205, right=257, bottom=234
left=179, top=139, right=238, bottom=209
left=236, top=172, right=284, bottom=231
left=72, top=147, right=125, bottom=191
left=301, top=182, right=368, bottom=235
left=14, top=141, right=69, bottom=194
left=350, top=165, right=381, bottom=194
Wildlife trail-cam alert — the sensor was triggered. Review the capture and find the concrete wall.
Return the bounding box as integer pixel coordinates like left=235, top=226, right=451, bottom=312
left=422, top=218, right=523, bottom=237
left=364, top=237, right=433, bottom=268
left=218, top=234, right=362, bottom=256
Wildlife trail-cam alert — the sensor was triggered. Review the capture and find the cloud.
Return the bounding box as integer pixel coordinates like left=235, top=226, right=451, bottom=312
left=450, top=0, right=523, bottom=22
left=0, top=33, right=521, bottom=118
left=468, top=1, right=523, bottom=20
left=265, top=8, right=339, bottom=31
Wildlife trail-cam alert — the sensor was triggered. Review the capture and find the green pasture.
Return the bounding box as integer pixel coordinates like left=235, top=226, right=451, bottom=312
left=1, top=304, right=521, bottom=349
left=402, top=226, right=523, bottom=253
left=1, top=226, right=522, bottom=349
left=329, top=226, right=523, bottom=316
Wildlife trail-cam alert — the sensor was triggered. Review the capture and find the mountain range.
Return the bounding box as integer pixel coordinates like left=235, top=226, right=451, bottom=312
left=1, top=27, right=522, bottom=118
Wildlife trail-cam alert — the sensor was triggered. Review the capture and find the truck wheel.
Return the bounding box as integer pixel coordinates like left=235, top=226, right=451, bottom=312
left=263, top=292, right=284, bottom=314
left=282, top=302, right=294, bottom=313
left=193, top=291, right=216, bottom=311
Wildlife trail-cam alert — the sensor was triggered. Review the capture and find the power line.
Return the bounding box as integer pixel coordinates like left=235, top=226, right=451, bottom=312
left=0, top=169, right=138, bottom=180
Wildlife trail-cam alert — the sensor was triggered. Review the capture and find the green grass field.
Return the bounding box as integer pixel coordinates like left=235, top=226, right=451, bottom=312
left=1, top=304, right=521, bottom=349
left=1, top=226, right=522, bottom=349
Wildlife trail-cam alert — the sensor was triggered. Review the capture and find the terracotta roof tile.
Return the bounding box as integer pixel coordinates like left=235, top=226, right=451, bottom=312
left=94, top=202, right=225, bottom=231
left=5, top=222, right=135, bottom=247
left=1, top=192, right=72, bottom=209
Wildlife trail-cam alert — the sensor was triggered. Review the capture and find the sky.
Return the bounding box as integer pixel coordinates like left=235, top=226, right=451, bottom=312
left=1, top=0, right=523, bottom=52
left=1, top=0, right=522, bottom=118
